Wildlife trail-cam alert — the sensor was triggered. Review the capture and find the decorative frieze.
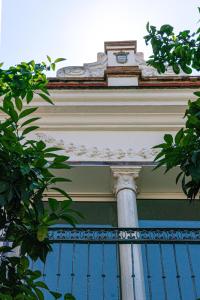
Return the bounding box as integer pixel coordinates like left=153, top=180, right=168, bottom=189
left=36, top=133, right=158, bottom=161
left=47, top=227, right=200, bottom=244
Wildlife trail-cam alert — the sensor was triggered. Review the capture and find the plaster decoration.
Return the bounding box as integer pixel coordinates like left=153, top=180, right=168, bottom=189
left=56, top=47, right=186, bottom=78
left=90, top=147, right=101, bottom=158
left=111, top=167, right=141, bottom=194
left=135, top=52, right=186, bottom=77
left=76, top=145, right=87, bottom=156
left=56, top=52, right=107, bottom=78
left=114, top=51, right=129, bottom=64
left=36, top=133, right=158, bottom=161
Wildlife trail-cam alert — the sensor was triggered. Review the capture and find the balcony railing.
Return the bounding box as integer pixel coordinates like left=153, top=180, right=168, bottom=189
left=31, top=228, right=200, bottom=299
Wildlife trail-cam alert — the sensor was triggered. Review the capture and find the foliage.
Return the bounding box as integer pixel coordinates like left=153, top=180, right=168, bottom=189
left=0, top=59, right=77, bottom=299
left=144, top=7, right=200, bottom=74
left=144, top=8, right=200, bottom=200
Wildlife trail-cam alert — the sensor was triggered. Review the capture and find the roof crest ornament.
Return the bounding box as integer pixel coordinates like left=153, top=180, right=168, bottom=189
left=56, top=41, right=186, bottom=79
left=56, top=52, right=107, bottom=78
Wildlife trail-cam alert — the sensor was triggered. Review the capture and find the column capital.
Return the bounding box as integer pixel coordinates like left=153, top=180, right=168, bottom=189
left=111, top=166, right=142, bottom=195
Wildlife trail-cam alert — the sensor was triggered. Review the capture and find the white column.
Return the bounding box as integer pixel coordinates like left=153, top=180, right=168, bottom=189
left=111, top=167, right=146, bottom=300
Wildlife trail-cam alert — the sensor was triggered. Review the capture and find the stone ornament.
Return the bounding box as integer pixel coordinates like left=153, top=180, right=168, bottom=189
left=36, top=133, right=158, bottom=161
left=56, top=47, right=186, bottom=78
left=56, top=52, right=107, bottom=78
left=111, top=167, right=141, bottom=194
left=135, top=52, right=186, bottom=77
left=114, top=51, right=129, bottom=64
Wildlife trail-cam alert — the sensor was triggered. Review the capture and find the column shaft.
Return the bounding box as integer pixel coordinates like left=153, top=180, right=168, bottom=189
left=117, top=188, right=145, bottom=300
left=111, top=167, right=146, bottom=300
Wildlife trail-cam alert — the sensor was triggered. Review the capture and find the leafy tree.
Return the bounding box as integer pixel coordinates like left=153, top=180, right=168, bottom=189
left=144, top=8, right=200, bottom=200
left=0, top=59, right=76, bottom=299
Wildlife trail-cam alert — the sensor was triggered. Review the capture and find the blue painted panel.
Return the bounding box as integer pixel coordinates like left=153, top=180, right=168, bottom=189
left=32, top=225, right=120, bottom=300
left=32, top=221, right=200, bottom=299
left=140, top=220, right=200, bottom=300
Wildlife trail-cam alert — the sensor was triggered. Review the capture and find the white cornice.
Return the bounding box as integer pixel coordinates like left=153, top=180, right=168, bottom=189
left=32, top=88, right=196, bottom=104
left=0, top=88, right=196, bottom=131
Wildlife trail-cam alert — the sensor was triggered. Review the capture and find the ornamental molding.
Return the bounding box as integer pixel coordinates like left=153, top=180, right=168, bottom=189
left=47, top=227, right=200, bottom=243
left=36, top=133, right=158, bottom=161
left=135, top=52, right=185, bottom=77
left=56, top=48, right=185, bottom=79
left=111, top=167, right=141, bottom=179
left=56, top=52, right=107, bottom=78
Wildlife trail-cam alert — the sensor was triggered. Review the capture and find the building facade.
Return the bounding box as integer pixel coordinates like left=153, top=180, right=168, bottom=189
left=33, top=41, right=200, bottom=300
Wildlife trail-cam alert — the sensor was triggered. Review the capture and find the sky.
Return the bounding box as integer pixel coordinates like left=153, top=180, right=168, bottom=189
left=0, top=0, right=199, bottom=75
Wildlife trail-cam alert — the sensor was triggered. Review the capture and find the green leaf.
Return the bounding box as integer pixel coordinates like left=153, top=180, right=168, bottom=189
left=60, top=199, right=72, bottom=210
left=20, top=163, right=31, bottom=174
left=21, top=117, right=40, bottom=127
left=30, top=270, right=42, bottom=280
left=194, top=91, right=200, bottom=97
left=22, top=126, right=39, bottom=135
left=20, top=256, right=29, bottom=270
left=160, top=24, right=173, bottom=35
left=180, top=64, right=192, bottom=74
left=146, top=22, right=150, bottom=32
left=51, top=187, right=72, bottom=200
left=67, top=208, right=84, bottom=219
left=47, top=55, right=52, bottom=63
left=64, top=294, right=76, bottom=300
left=38, top=93, right=54, bottom=105
left=44, top=147, right=62, bottom=152
left=175, top=128, right=184, bottom=144
left=176, top=172, right=183, bottom=184
left=50, top=291, right=62, bottom=299
left=26, top=90, right=34, bottom=103
left=54, top=58, right=66, bottom=63
left=40, top=87, right=50, bottom=96
left=15, top=98, right=23, bottom=111
left=154, top=150, right=165, bottom=161
left=37, top=140, right=46, bottom=150
left=51, top=63, right=56, bottom=71
left=50, top=162, right=70, bottom=169
left=37, top=226, right=48, bottom=241
left=34, top=287, right=45, bottom=300
left=35, top=281, right=49, bottom=290
left=54, top=155, right=69, bottom=163
left=152, top=143, right=168, bottom=149
left=8, top=107, right=18, bottom=122
left=60, top=214, right=76, bottom=226
left=172, top=64, right=180, bottom=74
left=164, top=134, right=173, bottom=145
left=180, top=30, right=190, bottom=39
left=50, top=177, right=71, bottom=183
left=19, top=107, right=38, bottom=119
left=48, top=198, right=59, bottom=211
